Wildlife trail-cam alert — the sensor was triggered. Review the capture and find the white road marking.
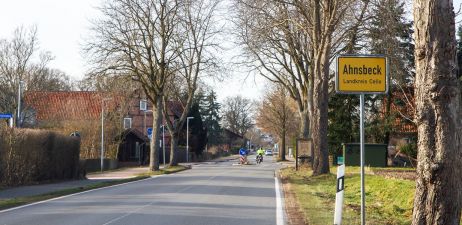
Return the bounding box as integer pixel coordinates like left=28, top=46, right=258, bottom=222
left=0, top=175, right=163, bottom=214
left=275, top=177, right=285, bottom=225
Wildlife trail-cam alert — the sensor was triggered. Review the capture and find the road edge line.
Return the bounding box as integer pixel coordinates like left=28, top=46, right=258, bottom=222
left=275, top=177, right=285, bottom=225
left=0, top=175, right=164, bottom=214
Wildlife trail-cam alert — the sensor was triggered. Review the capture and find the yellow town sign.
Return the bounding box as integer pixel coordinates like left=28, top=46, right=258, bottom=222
left=336, top=55, right=388, bottom=94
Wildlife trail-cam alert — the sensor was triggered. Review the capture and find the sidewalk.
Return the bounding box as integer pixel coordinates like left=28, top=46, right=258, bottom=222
left=0, top=166, right=152, bottom=200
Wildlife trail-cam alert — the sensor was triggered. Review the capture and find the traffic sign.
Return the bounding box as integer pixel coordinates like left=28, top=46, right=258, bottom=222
left=147, top=128, right=153, bottom=140
left=336, top=55, right=388, bottom=94
left=0, top=113, right=13, bottom=119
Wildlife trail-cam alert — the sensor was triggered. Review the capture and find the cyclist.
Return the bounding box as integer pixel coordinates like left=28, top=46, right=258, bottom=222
left=256, top=147, right=265, bottom=163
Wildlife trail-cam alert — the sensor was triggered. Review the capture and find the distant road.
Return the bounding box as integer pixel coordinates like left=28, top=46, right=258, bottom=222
left=0, top=156, right=284, bottom=225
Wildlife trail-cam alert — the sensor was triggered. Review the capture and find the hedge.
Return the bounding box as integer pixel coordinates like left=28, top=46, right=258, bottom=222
left=0, top=127, right=81, bottom=186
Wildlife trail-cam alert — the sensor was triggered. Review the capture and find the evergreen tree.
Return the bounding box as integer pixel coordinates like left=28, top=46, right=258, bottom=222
left=457, top=24, right=462, bottom=80
left=198, top=90, right=222, bottom=146
left=328, top=93, right=360, bottom=156
left=366, top=0, right=414, bottom=144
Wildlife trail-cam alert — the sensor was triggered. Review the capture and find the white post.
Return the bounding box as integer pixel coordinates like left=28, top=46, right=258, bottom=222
left=101, top=99, right=104, bottom=173
left=17, top=81, right=23, bottom=128
left=360, top=94, right=366, bottom=225
left=9, top=117, right=13, bottom=128
left=334, top=164, right=345, bottom=225
left=101, top=98, right=112, bottom=172
left=186, top=117, right=194, bottom=163
left=101, top=101, right=104, bottom=172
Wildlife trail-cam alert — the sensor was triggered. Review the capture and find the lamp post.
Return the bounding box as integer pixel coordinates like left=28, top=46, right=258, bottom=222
left=186, top=116, right=194, bottom=163
left=101, top=97, right=112, bottom=172
left=161, top=124, right=166, bottom=166
left=16, top=81, right=24, bottom=128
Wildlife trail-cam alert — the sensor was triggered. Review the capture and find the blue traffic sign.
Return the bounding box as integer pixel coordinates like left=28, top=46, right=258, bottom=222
left=0, top=114, right=13, bottom=119
left=147, top=128, right=153, bottom=135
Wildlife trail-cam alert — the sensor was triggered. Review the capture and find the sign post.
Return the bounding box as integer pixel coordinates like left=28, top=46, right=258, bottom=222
left=0, top=114, right=13, bottom=128
left=335, top=55, right=388, bottom=225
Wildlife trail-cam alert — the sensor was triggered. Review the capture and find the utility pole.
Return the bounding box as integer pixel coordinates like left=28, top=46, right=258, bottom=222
left=16, top=81, right=24, bottom=128
left=101, top=97, right=112, bottom=172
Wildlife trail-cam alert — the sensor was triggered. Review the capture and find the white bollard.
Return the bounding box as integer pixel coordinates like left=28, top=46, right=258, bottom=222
left=334, top=164, right=345, bottom=225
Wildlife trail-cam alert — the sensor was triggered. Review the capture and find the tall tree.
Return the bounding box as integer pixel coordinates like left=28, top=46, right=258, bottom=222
left=411, top=0, right=462, bottom=224
left=161, top=0, right=221, bottom=166
left=222, top=95, right=253, bottom=137
left=457, top=24, right=462, bottom=79
left=256, top=84, right=298, bottom=161
left=86, top=0, right=182, bottom=171
left=327, top=94, right=359, bottom=155
left=200, top=90, right=222, bottom=146
left=0, top=26, right=72, bottom=127
left=366, top=0, right=414, bottom=144
left=234, top=0, right=366, bottom=175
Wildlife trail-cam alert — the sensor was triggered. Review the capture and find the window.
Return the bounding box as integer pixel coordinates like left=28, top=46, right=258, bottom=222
left=140, top=99, right=147, bottom=111
left=123, top=118, right=132, bottom=129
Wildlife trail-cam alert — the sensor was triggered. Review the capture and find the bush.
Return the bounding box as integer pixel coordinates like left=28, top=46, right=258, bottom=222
left=0, top=127, right=81, bottom=186
left=399, top=143, right=417, bottom=159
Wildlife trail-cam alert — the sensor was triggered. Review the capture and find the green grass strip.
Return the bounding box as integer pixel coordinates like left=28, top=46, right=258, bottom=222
left=280, top=166, right=415, bottom=225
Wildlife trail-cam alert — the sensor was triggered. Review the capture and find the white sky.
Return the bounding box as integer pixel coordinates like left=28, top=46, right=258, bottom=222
left=0, top=0, right=266, bottom=102
left=0, top=0, right=460, bottom=102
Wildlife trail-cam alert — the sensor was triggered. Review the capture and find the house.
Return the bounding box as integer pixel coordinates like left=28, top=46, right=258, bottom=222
left=23, top=90, right=202, bottom=166
left=221, top=128, right=245, bottom=152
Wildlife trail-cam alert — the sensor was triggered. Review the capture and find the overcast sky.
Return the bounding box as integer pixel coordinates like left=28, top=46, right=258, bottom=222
left=0, top=0, right=460, bottom=101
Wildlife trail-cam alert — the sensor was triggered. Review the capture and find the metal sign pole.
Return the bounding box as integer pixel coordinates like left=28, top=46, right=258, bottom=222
left=360, top=94, right=365, bottom=225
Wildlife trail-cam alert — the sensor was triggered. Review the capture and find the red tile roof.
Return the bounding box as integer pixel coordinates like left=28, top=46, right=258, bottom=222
left=24, top=91, right=105, bottom=121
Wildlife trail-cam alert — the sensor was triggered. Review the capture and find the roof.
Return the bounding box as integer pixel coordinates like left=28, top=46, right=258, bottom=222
left=24, top=91, right=105, bottom=121
left=119, top=128, right=149, bottom=142
left=166, top=101, right=183, bottom=118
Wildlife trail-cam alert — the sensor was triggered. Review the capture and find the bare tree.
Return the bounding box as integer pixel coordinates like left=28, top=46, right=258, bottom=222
left=411, top=0, right=462, bottom=224
left=161, top=0, right=222, bottom=167
left=86, top=0, right=183, bottom=171
left=233, top=0, right=365, bottom=174
left=233, top=0, right=312, bottom=139
left=222, top=95, right=254, bottom=137
left=256, top=83, right=299, bottom=161
left=0, top=26, right=72, bottom=127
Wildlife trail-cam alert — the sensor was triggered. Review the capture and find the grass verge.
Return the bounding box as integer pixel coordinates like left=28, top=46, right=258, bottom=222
left=0, top=165, right=190, bottom=211
left=135, top=165, right=190, bottom=176
left=279, top=166, right=415, bottom=225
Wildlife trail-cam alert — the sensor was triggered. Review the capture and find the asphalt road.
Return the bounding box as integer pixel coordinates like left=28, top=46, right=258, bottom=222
left=0, top=155, right=284, bottom=225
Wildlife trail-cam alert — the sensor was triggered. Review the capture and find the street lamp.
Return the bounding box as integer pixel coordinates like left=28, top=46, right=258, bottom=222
left=161, top=124, right=166, bottom=166
left=186, top=116, right=194, bottom=163
left=101, top=97, right=112, bottom=172
left=16, top=81, right=24, bottom=128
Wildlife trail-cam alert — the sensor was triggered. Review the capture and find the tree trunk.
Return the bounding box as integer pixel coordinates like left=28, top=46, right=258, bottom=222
left=279, top=129, right=286, bottom=161
left=383, top=91, right=392, bottom=144
left=149, top=96, right=163, bottom=171
left=299, top=109, right=310, bottom=139
left=412, top=0, right=462, bottom=224
left=169, top=132, right=179, bottom=167
left=311, top=47, right=330, bottom=175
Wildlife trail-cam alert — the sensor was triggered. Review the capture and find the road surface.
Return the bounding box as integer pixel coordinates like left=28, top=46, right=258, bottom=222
left=0, top=155, right=284, bottom=225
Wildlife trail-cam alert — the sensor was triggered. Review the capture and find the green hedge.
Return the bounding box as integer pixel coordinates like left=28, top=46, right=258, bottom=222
left=0, top=127, right=81, bottom=186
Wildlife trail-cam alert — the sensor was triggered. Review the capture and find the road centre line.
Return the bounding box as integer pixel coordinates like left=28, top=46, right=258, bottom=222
left=101, top=169, right=228, bottom=225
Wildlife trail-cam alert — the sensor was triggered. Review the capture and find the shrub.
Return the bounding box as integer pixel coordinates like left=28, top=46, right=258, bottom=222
left=0, top=127, right=81, bottom=186
left=399, top=143, right=417, bottom=159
